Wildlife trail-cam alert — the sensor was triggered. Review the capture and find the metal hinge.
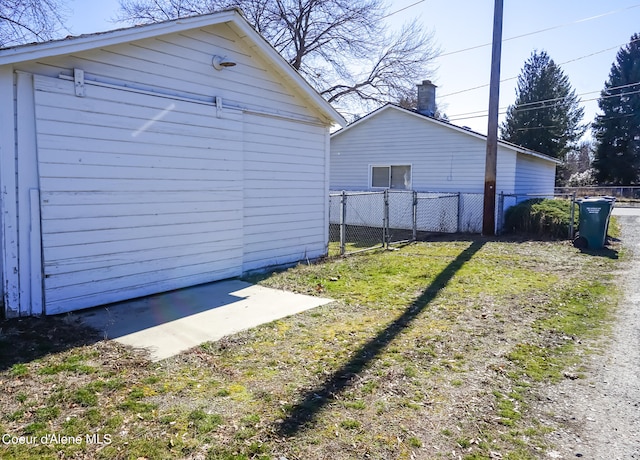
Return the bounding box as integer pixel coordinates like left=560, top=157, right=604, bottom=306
left=74, top=69, right=85, bottom=97
left=215, top=96, right=222, bottom=118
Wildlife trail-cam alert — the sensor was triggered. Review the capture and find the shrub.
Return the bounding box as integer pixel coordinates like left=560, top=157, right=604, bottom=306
left=504, top=199, right=575, bottom=238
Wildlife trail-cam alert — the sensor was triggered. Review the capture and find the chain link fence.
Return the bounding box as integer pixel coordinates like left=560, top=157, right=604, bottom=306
left=556, top=186, right=640, bottom=206
left=329, top=190, right=582, bottom=257
left=329, top=190, right=484, bottom=256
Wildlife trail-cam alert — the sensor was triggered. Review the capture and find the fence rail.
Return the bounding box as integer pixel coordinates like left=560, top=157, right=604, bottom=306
left=555, top=186, right=640, bottom=203
left=329, top=190, right=578, bottom=257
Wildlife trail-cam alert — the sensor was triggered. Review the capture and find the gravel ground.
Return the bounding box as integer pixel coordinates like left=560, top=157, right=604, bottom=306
left=541, top=208, right=640, bottom=459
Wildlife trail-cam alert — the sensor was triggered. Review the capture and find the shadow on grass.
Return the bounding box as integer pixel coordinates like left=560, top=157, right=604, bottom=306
left=0, top=315, right=101, bottom=372
left=277, top=240, right=486, bottom=436
left=578, top=246, right=619, bottom=259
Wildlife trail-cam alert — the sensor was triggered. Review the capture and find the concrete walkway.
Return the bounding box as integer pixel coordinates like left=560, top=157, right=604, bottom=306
left=612, top=206, right=640, bottom=216
left=78, top=279, right=332, bottom=361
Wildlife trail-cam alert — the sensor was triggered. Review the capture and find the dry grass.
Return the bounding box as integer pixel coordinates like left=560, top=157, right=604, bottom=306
left=0, top=237, right=621, bottom=460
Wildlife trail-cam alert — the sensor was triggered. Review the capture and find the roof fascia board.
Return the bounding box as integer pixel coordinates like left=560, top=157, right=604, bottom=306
left=513, top=148, right=562, bottom=164
left=332, top=103, right=559, bottom=164
left=0, top=11, right=237, bottom=66
left=330, top=104, right=393, bottom=137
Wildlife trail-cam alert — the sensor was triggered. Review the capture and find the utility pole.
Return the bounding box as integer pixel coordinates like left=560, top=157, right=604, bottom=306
left=482, top=0, right=504, bottom=236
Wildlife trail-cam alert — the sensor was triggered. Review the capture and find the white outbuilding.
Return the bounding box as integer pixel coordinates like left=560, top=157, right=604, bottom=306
left=0, top=10, right=345, bottom=317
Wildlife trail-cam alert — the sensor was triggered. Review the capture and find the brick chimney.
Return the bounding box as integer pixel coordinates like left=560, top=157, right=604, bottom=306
left=416, top=80, right=437, bottom=117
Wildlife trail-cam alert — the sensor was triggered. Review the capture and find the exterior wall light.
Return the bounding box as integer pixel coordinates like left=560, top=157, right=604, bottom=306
left=212, top=55, right=236, bottom=70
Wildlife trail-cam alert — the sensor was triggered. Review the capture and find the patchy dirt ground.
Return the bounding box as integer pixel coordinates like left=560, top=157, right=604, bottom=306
left=539, top=210, right=640, bottom=459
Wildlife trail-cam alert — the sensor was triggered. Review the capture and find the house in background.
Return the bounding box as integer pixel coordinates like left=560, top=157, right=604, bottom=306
left=331, top=80, right=559, bottom=195
left=329, top=80, right=560, bottom=233
left=0, top=10, right=345, bottom=318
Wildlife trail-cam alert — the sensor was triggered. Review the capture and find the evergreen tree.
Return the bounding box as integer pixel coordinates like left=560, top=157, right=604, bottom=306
left=592, top=33, right=640, bottom=185
left=500, top=51, right=584, bottom=181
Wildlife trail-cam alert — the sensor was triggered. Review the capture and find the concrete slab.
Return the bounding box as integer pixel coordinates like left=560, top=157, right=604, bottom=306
left=77, top=279, right=332, bottom=361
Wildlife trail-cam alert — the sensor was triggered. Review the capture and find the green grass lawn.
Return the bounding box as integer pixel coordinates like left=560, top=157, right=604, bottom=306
left=0, top=237, right=621, bottom=460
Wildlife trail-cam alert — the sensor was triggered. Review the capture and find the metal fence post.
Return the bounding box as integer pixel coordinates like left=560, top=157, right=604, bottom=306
left=569, top=192, right=576, bottom=240
left=456, top=192, right=461, bottom=233
left=412, top=191, right=418, bottom=242
left=497, top=192, right=504, bottom=235
left=383, top=189, right=390, bottom=249
left=340, top=190, right=346, bottom=255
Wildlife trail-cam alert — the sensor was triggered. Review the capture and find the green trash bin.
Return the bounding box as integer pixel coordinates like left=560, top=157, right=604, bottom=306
left=573, top=197, right=615, bottom=249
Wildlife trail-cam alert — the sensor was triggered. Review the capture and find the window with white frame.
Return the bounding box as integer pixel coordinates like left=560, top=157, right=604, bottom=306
left=371, top=165, right=411, bottom=190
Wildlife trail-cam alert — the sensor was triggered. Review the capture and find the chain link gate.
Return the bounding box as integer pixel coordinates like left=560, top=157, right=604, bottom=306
left=329, top=191, right=386, bottom=256
left=329, top=191, right=486, bottom=256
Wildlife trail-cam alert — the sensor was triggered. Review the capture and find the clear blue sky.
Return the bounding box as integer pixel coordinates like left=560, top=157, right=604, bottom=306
left=65, top=0, right=640, bottom=136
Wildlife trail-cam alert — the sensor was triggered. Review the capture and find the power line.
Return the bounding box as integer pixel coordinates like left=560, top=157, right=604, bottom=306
left=447, top=86, right=640, bottom=121
left=594, top=112, right=639, bottom=122
left=438, top=3, right=640, bottom=59
left=381, top=0, right=426, bottom=20
left=448, top=82, right=640, bottom=119
left=515, top=125, right=562, bottom=132
left=440, top=78, right=515, bottom=98
left=514, top=112, right=639, bottom=131
left=376, top=1, right=639, bottom=107
left=440, top=37, right=640, bottom=99
left=459, top=82, right=640, bottom=115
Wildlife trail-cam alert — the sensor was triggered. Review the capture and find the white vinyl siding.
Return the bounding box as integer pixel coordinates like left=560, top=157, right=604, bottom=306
left=330, top=107, right=555, bottom=195
left=33, top=74, right=244, bottom=314
left=15, top=26, right=315, bottom=121
left=514, top=153, right=556, bottom=195
left=242, top=114, right=328, bottom=271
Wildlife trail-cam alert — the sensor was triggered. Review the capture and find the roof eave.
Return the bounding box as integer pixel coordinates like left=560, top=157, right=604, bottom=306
left=511, top=147, right=563, bottom=164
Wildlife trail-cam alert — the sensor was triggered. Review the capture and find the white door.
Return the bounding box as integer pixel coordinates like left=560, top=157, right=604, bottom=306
left=33, top=75, right=244, bottom=314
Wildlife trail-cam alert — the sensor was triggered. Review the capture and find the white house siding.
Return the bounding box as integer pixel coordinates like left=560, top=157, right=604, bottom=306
left=15, top=27, right=314, bottom=120
left=330, top=108, right=517, bottom=195
left=514, top=153, right=556, bottom=195
left=497, top=146, right=517, bottom=195
left=242, top=113, right=328, bottom=272
left=33, top=75, right=245, bottom=314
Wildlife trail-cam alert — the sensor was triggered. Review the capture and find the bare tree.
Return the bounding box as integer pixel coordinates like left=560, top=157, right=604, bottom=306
left=0, top=0, right=68, bottom=47
left=117, top=0, right=439, bottom=114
